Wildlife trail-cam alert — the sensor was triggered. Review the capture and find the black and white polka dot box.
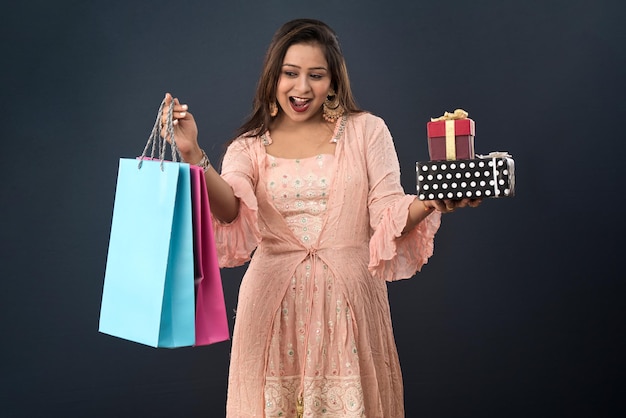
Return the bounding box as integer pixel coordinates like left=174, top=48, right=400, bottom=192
left=416, top=152, right=515, bottom=200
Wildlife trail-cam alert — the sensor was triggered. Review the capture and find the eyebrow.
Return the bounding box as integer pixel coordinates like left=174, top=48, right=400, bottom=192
left=282, top=63, right=328, bottom=71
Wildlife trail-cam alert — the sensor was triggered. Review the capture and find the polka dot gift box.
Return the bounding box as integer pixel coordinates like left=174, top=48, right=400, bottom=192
left=416, top=152, right=515, bottom=201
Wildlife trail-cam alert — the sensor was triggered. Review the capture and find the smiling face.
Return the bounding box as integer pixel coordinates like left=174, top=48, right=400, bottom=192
left=275, top=43, right=332, bottom=123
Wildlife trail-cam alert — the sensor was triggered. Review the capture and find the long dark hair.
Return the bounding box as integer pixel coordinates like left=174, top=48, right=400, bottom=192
left=232, top=19, right=361, bottom=141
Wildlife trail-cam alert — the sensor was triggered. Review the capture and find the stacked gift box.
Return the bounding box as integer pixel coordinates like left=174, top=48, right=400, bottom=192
left=416, top=109, right=515, bottom=201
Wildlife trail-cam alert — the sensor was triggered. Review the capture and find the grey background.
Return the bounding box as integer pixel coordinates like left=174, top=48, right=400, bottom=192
left=1, top=0, right=624, bottom=416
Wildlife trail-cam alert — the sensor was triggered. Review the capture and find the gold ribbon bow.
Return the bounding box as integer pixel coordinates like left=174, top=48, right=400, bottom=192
left=430, top=108, right=469, bottom=122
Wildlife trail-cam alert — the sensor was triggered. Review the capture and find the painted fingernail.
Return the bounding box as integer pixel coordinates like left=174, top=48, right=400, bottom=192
left=179, top=112, right=186, bottom=117
left=182, top=104, right=188, bottom=110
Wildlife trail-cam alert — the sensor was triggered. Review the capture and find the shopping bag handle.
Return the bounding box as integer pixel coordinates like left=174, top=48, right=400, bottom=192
left=137, top=97, right=180, bottom=170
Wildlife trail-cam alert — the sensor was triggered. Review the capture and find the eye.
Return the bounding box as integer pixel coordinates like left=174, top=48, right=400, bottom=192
left=310, top=73, right=324, bottom=79
left=283, top=71, right=297, bottom=77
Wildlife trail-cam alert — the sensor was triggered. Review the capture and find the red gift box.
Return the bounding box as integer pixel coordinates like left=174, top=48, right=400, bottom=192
left=427, top=118, right=475, bottom=161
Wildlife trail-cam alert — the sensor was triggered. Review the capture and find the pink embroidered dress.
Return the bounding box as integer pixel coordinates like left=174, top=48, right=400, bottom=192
left=213, top=113, right=441, bottom=417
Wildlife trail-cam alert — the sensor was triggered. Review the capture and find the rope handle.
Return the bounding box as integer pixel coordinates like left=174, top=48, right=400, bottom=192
left=137, top=97, right=180, bottom=170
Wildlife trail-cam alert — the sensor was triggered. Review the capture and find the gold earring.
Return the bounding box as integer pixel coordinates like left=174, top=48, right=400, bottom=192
left=323, top=90, right=344, bottom=123
left=269, top=101, right=278, bottom=117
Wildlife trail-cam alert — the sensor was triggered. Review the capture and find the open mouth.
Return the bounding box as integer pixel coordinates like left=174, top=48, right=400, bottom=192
left=289, top=97, right=311, bottom=112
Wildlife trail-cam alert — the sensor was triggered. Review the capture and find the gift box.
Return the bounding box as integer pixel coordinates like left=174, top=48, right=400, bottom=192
left=416, top=153, right=515, bottom=200
left=427, top=118, right=475, bottom=161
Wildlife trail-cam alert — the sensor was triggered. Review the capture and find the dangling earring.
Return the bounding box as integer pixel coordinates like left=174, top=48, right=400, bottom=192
left=323, top=89, right=344, bottom=123
left=269, top=101, right=278, bottom=117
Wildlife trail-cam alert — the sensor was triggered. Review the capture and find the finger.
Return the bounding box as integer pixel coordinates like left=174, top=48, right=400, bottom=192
left=443, top=199, right=456, bottom=211
left=172, top=97, right=188, bottom=111
left=427, top=200, right=443, bottom=212
left=433, top=199, right=454, bottom=212
left=172, top=110, right=188, bottom=123
left=161, top=95, right=189, bottom=125
left=171, top=98, right=189, bottom=120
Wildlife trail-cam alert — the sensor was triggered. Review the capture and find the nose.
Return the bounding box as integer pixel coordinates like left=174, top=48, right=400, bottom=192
left=294, top=74, right=311, bottom=94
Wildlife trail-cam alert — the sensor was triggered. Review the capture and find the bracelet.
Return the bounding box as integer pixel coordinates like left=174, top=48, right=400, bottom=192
left=193, top=149, right=211, bottom=173
left=422, top=201, right=433, bottom=212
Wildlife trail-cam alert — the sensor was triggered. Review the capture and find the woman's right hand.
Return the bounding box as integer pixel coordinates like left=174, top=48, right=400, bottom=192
left=161, top=92, right=203, bottom=164
left=161, top=93, right=240, bottom=222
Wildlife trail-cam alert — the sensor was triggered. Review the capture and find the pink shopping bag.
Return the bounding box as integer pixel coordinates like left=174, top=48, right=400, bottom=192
left=190, top=165, right=230, bottom=345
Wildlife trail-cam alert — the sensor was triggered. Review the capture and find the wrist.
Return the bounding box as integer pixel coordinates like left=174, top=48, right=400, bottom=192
left=181, top=147, right=202, bottom=164
left=190, top=149, right=211, bottom=173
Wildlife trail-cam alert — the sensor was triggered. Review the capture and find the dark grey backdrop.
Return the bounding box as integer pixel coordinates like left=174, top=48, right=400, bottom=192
left=2, top=0, right=624, bottom=417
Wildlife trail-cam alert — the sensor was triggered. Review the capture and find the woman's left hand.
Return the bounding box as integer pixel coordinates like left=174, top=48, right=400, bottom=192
left=426, top=198, right=482, bottom=213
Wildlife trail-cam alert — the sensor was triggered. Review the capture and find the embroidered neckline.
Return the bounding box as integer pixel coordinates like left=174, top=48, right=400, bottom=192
left=261, top=115, right=347, bottom=146
left=268, top=153, right=335, bottom=163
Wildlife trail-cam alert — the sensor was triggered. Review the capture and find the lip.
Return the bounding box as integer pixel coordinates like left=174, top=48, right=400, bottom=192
left=289, top=97, right=311, bottom=113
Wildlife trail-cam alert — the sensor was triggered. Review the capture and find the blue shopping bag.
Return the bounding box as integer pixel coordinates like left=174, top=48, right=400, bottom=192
left=99, top=99, right=195, bottom=348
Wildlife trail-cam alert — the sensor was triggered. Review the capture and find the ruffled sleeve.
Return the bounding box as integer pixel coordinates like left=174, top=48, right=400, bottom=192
left=368, top=196, right=441, bottom=281
left=363, top=116, right=442, bottom=281
left=212, top=138, right=262, bottom=268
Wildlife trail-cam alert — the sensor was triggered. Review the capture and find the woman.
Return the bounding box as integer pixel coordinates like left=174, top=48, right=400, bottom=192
left=164, top=18, right=478, bottom=418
